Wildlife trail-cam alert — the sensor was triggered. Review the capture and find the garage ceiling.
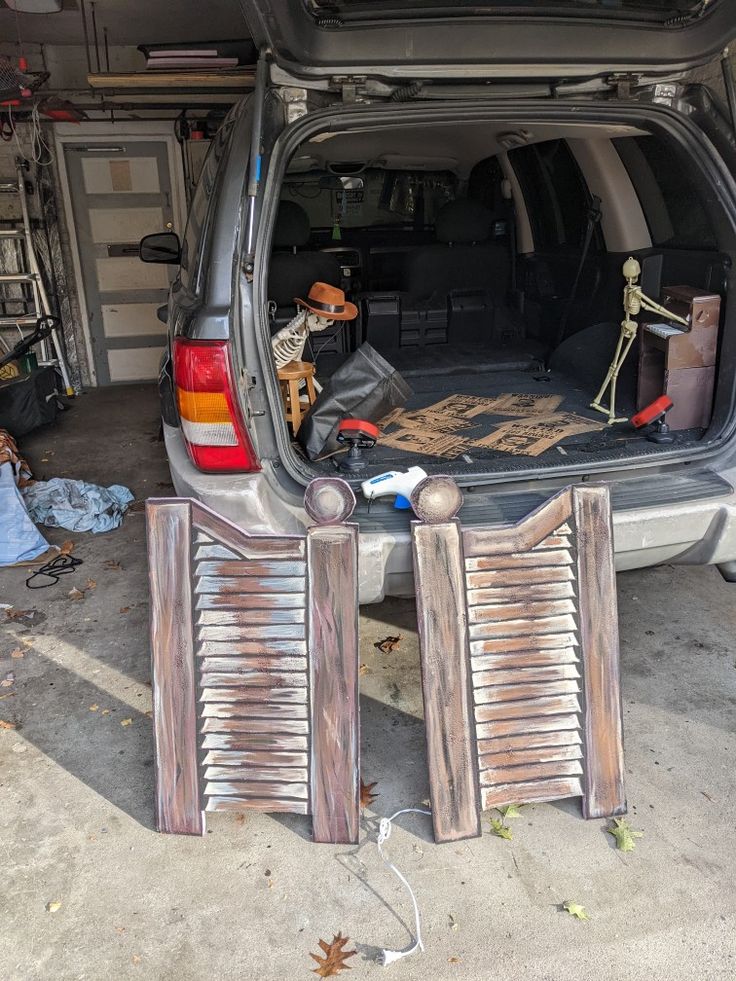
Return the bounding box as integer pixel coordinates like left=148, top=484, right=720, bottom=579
left=0, top=0, right=246, bottom=44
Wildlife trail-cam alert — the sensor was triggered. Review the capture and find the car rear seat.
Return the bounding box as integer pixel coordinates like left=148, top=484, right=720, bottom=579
left=361, top=198, right=518, bottom=352
left=268, top=201, right=342, bottom=313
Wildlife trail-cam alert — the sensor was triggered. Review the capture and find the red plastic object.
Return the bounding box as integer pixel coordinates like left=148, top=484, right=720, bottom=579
left=173, top=338, right=260, bottom=474
left=631, top=395, right=673, bottom=428
left=336, top=419, right=379, bottom=440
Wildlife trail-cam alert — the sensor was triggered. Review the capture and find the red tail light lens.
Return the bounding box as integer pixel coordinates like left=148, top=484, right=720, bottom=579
left=173, top=338, right=260, bottom=473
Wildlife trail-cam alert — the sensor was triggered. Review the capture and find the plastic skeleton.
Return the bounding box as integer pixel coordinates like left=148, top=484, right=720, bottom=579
left=591, top=256, right=690, bottom=424
left=271, top=308, right=334, bottom=392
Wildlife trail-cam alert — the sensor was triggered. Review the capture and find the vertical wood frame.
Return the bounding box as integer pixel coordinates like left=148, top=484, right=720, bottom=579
left=410, top=476, right=626, bottom=844
left=146, top=478, right=360, bottom=843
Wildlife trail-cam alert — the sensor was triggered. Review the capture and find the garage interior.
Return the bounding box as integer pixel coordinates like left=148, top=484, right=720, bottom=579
left=1, top=3, right=736, bottom=980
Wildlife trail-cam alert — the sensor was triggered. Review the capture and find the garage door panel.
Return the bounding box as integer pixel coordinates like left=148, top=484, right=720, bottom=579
left=107, top=345, right=165, bottom=382
left=90, top=207, right=165, bottom=244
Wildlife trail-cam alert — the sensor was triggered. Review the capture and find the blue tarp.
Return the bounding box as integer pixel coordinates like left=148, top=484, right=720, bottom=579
left=0, top=461, right=50, bottom=566
left=22, top=477, right=134, bottom=534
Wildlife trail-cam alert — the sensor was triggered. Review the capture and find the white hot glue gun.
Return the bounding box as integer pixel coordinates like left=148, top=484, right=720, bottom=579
left=361, top=467, right=428, bottom=510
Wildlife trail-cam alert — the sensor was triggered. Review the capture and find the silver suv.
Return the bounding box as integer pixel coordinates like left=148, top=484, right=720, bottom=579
left=141, top=1, right=736, bottom=603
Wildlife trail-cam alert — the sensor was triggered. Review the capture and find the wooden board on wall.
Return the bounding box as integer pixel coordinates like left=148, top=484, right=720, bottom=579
left=147, top=478, right=360, bottom=843
left=410, top=476, right=626, bottom=844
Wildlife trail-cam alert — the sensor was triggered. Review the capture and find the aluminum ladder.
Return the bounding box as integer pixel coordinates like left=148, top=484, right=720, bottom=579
left=0, top=158, right=74, bottom=394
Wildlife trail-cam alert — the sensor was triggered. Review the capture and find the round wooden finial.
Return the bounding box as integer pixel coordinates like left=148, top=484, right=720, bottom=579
left=411, top=475, right=463, bottom=524
left=304, top=477, right=356, bottom=525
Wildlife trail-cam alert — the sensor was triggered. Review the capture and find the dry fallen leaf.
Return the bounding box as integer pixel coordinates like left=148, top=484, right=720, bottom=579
left=68, top=587, right=85, bottom=601
left=101, top=709, right=110, bottom=716
left=131, top=954, right=142, bottom=966
left=0, top=719, right=17, bottom=730
left=115, top=926, right=126, bottom=935
left=85, top=578, right=97, bottom=591
left=119, top=607, right=130, bottom=614
left=449, top=957, right=461, bottom=964
left=46, top=901, right=62, bottom=913
left=1, top=672, right=15, bottom=688
left=309, top=933, right=357, bottom=977
left=374, top=635, right=401, bottom=654
left=121, top=718, right=133, bottom=727
left=5, top=608, right=31, bottom=621
left=59, top=541, right=75, bottom=555
left=358, top=663, right=369, bottom=676
left=10, top=648, right=25, bottom=659
left=104, top=559, right=122, bottom=571
left=563, top=901, right=589, bottom=921
left=360, top=778, right=379, bottom=809
left=89, top=704, right=99, bottom=712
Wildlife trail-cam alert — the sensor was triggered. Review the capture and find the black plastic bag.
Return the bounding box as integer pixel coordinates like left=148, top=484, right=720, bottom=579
left=297, top=343, right=412, bottom=460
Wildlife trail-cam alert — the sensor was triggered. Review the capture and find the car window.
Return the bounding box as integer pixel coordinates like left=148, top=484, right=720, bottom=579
left=613, top=135, right=718, bottom=251
left=507, top=139, right=591, bottom=251
left=179, top=117, right=236, bottom=293
left=281, top=169, right=457, bottom=231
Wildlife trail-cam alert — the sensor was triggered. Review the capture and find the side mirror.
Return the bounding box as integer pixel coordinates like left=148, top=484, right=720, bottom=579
left=139, top=231, right=181, bottom=265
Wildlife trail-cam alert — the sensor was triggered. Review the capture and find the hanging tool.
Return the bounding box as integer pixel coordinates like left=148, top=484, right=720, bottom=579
left=0, top=158, right=75, bottom=394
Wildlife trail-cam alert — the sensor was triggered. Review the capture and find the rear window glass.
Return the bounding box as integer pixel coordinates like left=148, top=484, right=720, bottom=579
left=613, top=135, right=718, bottom=251
left=281, top=169, right=457, bottom=231
left=508, top=139, right=591, bottom=251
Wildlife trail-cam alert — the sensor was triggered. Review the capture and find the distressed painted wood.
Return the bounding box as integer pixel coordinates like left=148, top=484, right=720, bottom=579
left=411, top=477, right=481, bottom=842
left=147, top=501, right=203, bottom=835
left=410, top=475, right=626, bottom=843
left=307, top=479, right=360, bottom=845
left=572, top=485, right=627, bottom=818
left=146, top=477, right=360, bottom=843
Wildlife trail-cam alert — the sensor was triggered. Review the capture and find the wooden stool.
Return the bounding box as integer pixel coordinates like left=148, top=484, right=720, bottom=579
left=278, top=360, right=317, bottom=436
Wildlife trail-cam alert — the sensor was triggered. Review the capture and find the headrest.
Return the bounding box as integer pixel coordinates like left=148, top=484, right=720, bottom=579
left=435, top=198, right=494, bottom=244
left=273, top=200, right=310, bottom=248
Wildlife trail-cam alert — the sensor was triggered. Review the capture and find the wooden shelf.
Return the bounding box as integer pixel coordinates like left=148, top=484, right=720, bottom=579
left=87, top=70, right=255, bottom=92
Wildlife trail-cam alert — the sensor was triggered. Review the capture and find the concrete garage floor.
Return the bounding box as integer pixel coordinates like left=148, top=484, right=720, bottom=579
left=1, top=385, right=736, bottom=981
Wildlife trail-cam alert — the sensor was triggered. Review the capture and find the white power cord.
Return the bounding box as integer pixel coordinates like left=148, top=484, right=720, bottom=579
left=376, top=807, right=432, bottom=967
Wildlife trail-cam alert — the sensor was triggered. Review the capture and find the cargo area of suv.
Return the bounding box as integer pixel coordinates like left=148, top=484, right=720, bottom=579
left=260, top=111, right=734, bottom=481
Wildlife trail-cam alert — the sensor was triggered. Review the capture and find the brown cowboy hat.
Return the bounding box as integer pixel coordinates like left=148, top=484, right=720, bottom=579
left=295, top=281, right=358, bottom=321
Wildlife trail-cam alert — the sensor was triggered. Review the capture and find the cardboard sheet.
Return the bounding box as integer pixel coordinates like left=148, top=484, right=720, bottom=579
left=380, top=427, right=473, bottom=459
left=473, top=413, right=606, bottom=457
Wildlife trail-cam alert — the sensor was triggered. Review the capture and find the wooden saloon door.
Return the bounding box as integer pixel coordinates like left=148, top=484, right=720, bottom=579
left=411, top=476, right=626, bottom=844
left=146, top=478, right=360, bottom=843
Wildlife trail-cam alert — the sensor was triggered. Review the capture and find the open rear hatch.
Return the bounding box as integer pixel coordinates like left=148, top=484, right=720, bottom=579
left=242, top=0, right=734, bottom=81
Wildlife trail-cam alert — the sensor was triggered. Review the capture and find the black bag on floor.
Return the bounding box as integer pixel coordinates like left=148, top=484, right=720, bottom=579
left=297, top=343, right=412, bottom=461
left=0, top=367, right=62, bottom=438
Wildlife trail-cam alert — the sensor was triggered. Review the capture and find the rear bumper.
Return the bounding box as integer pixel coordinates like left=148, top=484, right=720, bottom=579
left=165, top=423, right=736, bottom=604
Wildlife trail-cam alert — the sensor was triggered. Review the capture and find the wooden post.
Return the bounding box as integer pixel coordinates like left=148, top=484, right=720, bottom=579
left=411, top=476, right=481, bottom=843
left=573, top=485, right=627, bottom=818
left=146, top=500, right=204, bottom=835
left=305, top=479, right=360, bottom=845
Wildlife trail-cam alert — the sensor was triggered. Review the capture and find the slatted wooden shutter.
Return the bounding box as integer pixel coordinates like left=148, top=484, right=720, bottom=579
left=411, top=476, right=626, bottom=844
left=146, top=477, right=360, bottom=844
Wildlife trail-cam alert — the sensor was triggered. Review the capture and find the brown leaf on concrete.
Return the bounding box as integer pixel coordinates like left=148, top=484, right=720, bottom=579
left=104, top=559, right=122, bottom=570
left=59, top=541, right=75, bottom=555
left=0, top=719, right=17, bottom=730
left=121, top=718, right=133, bottom=727
left=1, top=672, right=15, bottom=688
left=309, top=933, right=357, bottom=977
left=360, top=779, right=379, bottom=808
left=374, top=635, right=401, bottom=654
left=68, top=587, right=85, bottom=601
left=85, top=578, right=97, bottom=591
left=4, top=608, right=31, bottom=620
left=10, top=648, right=25, bottom=659
left=119, top=606, right=130, bottom=614
left=46, top=900, right=62, bottom=913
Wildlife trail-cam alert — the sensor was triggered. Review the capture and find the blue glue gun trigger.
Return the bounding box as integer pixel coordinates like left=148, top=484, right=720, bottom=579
left=394, top=494, right=412, bottom=510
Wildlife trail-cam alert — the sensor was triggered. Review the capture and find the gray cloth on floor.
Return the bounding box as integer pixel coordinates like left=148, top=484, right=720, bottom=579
left=22, top=477, right=134, bottom=533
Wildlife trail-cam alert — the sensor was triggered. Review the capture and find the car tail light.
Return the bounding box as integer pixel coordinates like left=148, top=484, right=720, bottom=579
left=173, top=338, right=260, bottom=473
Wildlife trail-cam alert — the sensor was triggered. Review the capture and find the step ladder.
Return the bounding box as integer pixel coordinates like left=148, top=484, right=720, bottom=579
left=0, top=158, right=75, bottom=395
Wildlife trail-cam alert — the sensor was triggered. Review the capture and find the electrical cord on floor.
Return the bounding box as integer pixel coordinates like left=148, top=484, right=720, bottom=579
left=25, top=553, right=82, bottom=589
left=376, top=807, right=432, bottom=967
